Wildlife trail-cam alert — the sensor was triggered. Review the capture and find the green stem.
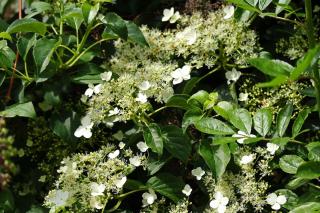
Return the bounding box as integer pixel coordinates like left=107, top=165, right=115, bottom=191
left=102, top=199, right=123, bottom=213
left=148, top=106, right=168, bottom=117
left=58, top=45, right=76, bottom=54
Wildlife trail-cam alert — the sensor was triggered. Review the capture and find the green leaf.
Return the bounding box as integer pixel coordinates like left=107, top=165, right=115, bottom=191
left=213, top=101, right=236, bottom=120
left=199, top=142, right=231, bottom=179
left=71, top=63, right=104, bottom=84
left=0, top=102, right=36, bottom=118
left=290, top=202, right=320, bottom=213
left=258, top=0, right=273, bottom=10
left=227, top=0, right=261, bottom=12
left=194, top=117, right=235, bottom=135
left=306, top=142, right=320, bottom=162
left=297, top=161, right=320, bottom=179
left=0, top=32, right=11, bottom=40
left=276, top=102, right=293, bottom=137
left=124, top=179, right=147, bottom=191
left=0, top=189, right=14, bottom=212
left=6, top=18, right=46, bottom=35
left=147, top=173, right=184, bottom=202
left=249, top=58, right=293, bottom=77
left=290, top=45, right=320, bottom=80
left=212, top=137, right=237, bottom=145
left=33, top=38, right=60, bottom=74
left=245, top=0, right=258, bottom=6
left=82, top=3, right=99, bottom=24
left=50, top=111, right=78, bottom=142
left=166, top=94, right=190, bottom=110
left=292, top=109, right=310, bottom=138
left=188, top=90, right=209, bottom=105
left=279, top=155, right=305, bottom=174
left=147, top=157, right=169, bottom=175
left=143, top=123, right=164, bottom=155
left=105, top=12, right=128, bottom=40
left=256, top=75, right=288, bottom=88
left=286, top=177, right=309, bottom=190
left=64, top=8, right=83, bottom=30
left=182, top=77, right=200, bottom=94
left=228, top=108, right=252, bottom=134
left=275, top=189, right=298, bottom=210
left=0, top=40, right=15, bottom=68
left=270, top=137, right=291, bottom=146
left=126, top=21, right=149, bottom=46
left=181, top=109, right=202, bottom=133
left=253, top=108, right=272, bottom=137
left=275, top=0, right=291, bottom=14
left=161, top=125, right=191, bottom=163
left=17, top=34, right=36, bottom=61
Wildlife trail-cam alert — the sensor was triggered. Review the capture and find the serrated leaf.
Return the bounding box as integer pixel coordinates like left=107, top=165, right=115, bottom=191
left=292, top=109, right=310, bottom=138
left=194, top=117, right=235, bottom=135
left=276, top=102, right=293, bottom=137
left=228, top=108, right=252, bottom=134
left=279, top=155, right=305, bottom=174
left=166, top=94, right=190, bottom=110
left=182, top=109, right=202, bottom=133
left=286, top=177, right=309, bottom=190
left=143, top=123, right=164, bottom=155
left=297, top=161, right=320, bottom=179
left=259, top=0, right=273, bottom=10
left=6, top=18, right=46, bottom=35
left=213, top=101, right=236, bottom=120
left=245, top=0, right=258, bottom=6
left=253, top=108, right=272, bottom=137
left=188, top=90, right=209, bottom=105
left=0, top=102, right=36, bottom=118
left=249, top=58, right=293, bottom=77
left=64, top=8, right=83, bottom=30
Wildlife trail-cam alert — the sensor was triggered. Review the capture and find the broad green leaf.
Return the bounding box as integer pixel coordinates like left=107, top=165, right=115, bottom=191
left=147, top=156, right=169, bottom=175
left=203, top=92, right=219, bottom=110
left=64, top=8, right=83, bottom=30
left=297, top=161, right=320, bottom=179
left=292, top=109, right=310, bottom=138
left=199, top=141, right=231, bottom=179
left=0, top=32, right=11, bottom=40
left=306, top=142, right=320, bottom=162
left=275, top=0, right=291, bottom=14
left=290, top=45, right=320, bottom=80
left=228, top=108, right=252, bottom=134
left=166, top=94, right=190, bottom=110
left=194, top=117, right=235, bottom=135
left=245, top=0, right=258, bottom=6
left=182, top=77, right=200, bottom=94
left=82, top=3, right=99, bottom=24
left=290, top=202, right=320, bottom=213
left=227, top=0, right=261, bottom=12
left=143, top=123, right=164, bottom=155
left=270, top=137, right=291, bottom=146
left=50, top=111, right=78, bottom=142
left=286, top=177, right=309, bottom=190
left=275, top=189, right=298, bottom=210
left=71, top=63, right=104, bottom=84
left=17, top=34, right=36, bottom=61
left=0, top=40, right=15, bottom=68
left=256, top=75, right=288, bottom=87
left=188, top=90, right=209, bottom=105
left=6, top=18, right=46, bottom=35
left=258, top=0, right=272, bottom=10
left=279, top=155, right=305, bottom=174
left=33, top=38, right=60, bottom=74
left=147, top=173, right=184, bottom=202
left=124, top=179, right=147, bottom=191
left=105, top=12, right=128, bottom=40
left=162, top=125, right=191, bottom=163
left=25, top=2, right=52, bottom=18
left=212, top=137, right=237, bottom=145
left=213, top=101, right=236, bottom=120
left=249, top=58, right=293, bottom=77
left=0, top=102, right=36, bottom=118
left=182, top=109, right=202, bottom=133
left=243, top=137, right=264, bottom=144
left=276, top=102, right=293, bottom=137
left=253, top=108, right=272, bottom=137
left=126, top=21, right=149, bottom=46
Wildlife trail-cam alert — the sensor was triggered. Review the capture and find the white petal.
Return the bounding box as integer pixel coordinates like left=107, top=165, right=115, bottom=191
left=135, top=93, right=148, bottom=103
left=271, top=203, right=281, bottom=210
left=217, top=204, right=227, bottom=213
left=81, top=115, right=92, bottom=126
left=182, top=184, right=192, bottom=196
left=94, top=84, right=102, bottom=94
left=276, top=195, right=287, bottom=205
left=240, top=154, right=254, bottom=165
left=138, top=81, right=151, bottom=91
left=82, top=128, right=93, bottom=138
left=85, top=88, right=94, bottom=97
left=162, top=7, right=174, bottom=22
left=215, top=191, right=224, bottom=200
left=115, top=176, right=127, bottom=188
left=173, top=77, right=183, bottom=85
left=267, top=143, right=279, bottom=155
left=171, top=69, right=182, bottom=79
left=129, top=156, right=141, bottom=167
left=266, top=193, right=277, bottom=205
left=237, top=138, right=245, bottom=144
left=119, top=142, right=125, bottom=149
left=239, top=93, right=248, bottom=102
left=181, top=65, right=191, bottom=76
left=209, top=199, right=219, bottom=209
left=137, top=141, right=149, bottom=152
left=221, top=197, right=229, bottom=206
left=191, top=167, right=205, bottom=180
left=223, top=5, right=235, bottom=19
left=108, top=150, right=120, bottom=159
left=169, top=11, right=180, bottom=23
left=100, top=71, right=112, bottom=81
left=74, top=126, right=85, bottom=137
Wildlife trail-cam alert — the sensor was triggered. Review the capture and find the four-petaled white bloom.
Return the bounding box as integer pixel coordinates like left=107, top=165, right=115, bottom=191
left=85, top=84, right=102, bottom=97
left=119, top=141, right=125, bottom=149
left=223, top=5, right=235, bottom=19
left=74, top=115, right=94, bottom=138
left=232, top=130, right=256, bottom=144
left=210, top=191, right=229, bottom=213
left=162, top=7, right=180, bottom=23
left=225, top=68, right=241, bottom=84
left=239, top=93, right=248, bottom=102
left=266, top=193, right=287, bottom=210
left=100, top=71, right=112, bottom=81
left=171, top=65, right=191, bottom=85
left=240, top=154, right=255, bottom=165
left=90, top=197, right=103, bottom=209
left=90, top=182, right=106, bottom=197
left=129, top=156, right=141, bottom=167
left=108, top=107, right=120, bottom=116
left=142, top=189, right=157, bottom=207
left=266, top=143, right=280, bottom=155
left=137, top=141, right=149, bottom=152
left=191, top=167, right=205, bottom=180
left=115, top=176, right=127, bottom=188
left=176, top=28, right=197, bottom=45
left=108, top=150, right=120, bottom=159
left=49, top=190, right=70, bottom=207
left=182, top=184, right=192, bottom=196
left=136, top=92, right=148, bottom=103
left=138, top=81, right=151, bottom=91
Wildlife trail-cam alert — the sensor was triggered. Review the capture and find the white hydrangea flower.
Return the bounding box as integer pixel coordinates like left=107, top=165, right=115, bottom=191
left=232, top=130, right=256, bottom=144
left=48, top=190, right=70, bottom=207
left=210, top=191, right=229, bottom=213
left=118, top=141, right=125, bottom=149
left=223, top=5, right=235, bottom=19
left=135, top=92, right=148, bottom=103
left=108, top=150, right=120, bottom=159
left=100, top=71, right=112, bottom=81
left=90, top=182, right=106, bottom=197
left=85, top=84, right=102, bottom=97
left=191, top=167, right=205, bottom=180
left=115, top=176, right=127, bottom=188
left=176, top=28, right=197, bottom=45
left=239, top=92, right=248, bottom=102
left=225, top=68, right=241, bottom=84
left=138, top=81, right=151, bottom=91
left=137, top=141, right=149, bottom=152
left=266, top=193, right=287, bottom=210
left=90, top=197, right=104, bottom=209
left=161, top=7, right=180, bottom=23
left=108, top=107, right=120, bottom=116
left=129, top=156, right=141, bottom=167
left=266, top=143, right=280, bottom=155
left=74, top=115, right=94, bottom=138
left=182, top=184, right=192, bottom=196
left=240, top=154, right=255, bottom=165
left=171, top=65, right=191, bottom=85
left=142, top=189, right=157, bottom=207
